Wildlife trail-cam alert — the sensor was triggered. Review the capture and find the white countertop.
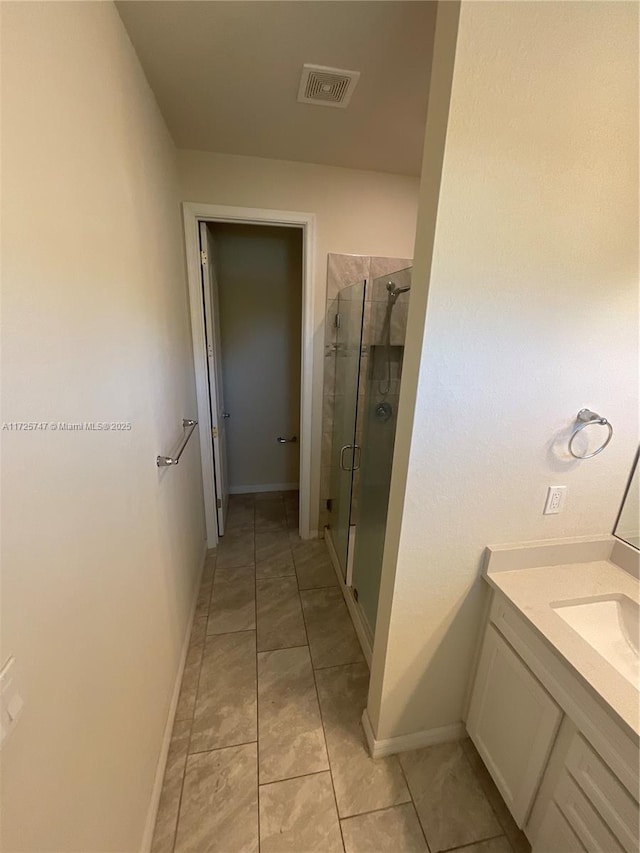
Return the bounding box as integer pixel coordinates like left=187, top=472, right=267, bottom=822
left=484, top=556, right=639, bottom=739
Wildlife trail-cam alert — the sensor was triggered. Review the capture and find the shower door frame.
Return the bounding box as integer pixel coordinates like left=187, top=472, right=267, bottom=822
left=183, top=202, right=316, bottom=547
left=326, top=278, right=367, bottom=585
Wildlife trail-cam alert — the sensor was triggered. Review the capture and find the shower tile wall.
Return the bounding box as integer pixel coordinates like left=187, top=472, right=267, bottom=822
left=320, top=254, right=411, bottom=532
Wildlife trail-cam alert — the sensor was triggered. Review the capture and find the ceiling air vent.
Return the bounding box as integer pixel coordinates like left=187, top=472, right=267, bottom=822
left=297, top=64, right=360, bottom=109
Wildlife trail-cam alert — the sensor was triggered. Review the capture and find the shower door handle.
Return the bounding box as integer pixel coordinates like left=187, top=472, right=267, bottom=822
left=352, top=444, right=361, bottom=471
left=340, top=444, right=360, bottom=472
left=340, top=445, right=352, bottom=471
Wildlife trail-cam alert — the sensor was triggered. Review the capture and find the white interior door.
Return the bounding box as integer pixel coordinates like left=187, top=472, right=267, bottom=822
left=199, top=221, right=229, bottom=535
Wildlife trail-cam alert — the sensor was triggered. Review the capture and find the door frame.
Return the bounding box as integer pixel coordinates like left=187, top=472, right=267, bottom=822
left=182, top=201, right=316, bottom=547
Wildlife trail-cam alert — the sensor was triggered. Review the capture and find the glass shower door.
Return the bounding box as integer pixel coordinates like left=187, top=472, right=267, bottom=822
left=351, top=267, right=411, bottom=633
left=327, top=280, right=366, bottom=578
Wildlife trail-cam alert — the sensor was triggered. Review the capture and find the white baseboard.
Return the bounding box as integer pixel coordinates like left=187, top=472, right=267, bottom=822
left=324, top=527, right=372, bottom=667
left=141, top=540, right=208, bottom=852
left=229, top=483, right=299, bottom=494
left=361, top=707, right=466, bottom=758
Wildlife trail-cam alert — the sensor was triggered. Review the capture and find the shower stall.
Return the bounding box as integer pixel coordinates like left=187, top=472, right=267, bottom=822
left=324, top=266, right=411, bottom=647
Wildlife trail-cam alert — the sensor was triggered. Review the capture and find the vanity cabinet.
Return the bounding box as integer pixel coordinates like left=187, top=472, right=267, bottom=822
left=535, top=801, right=585, bottom=852
left=467, top=625, right=562, bottom=826
left=467, top=593, right=639, bottom=851
left=528, top=718, right=637, bottom=853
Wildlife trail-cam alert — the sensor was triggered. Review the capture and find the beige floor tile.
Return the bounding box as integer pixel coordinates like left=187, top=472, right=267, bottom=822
left=315, top=663, right=410, bottom=818
left=174, top=743, right=259, bottom=853
left=292, top=539, right=338, bottom=589
left=214, top=563, right=255, bottom=583
left=188, top=616, right=207, bottom=647
left=225, top=504, right=255, bottom=530
left=288, top=529, right=304, bottom=546
left=151, top=719, right=191, bottom=853
left=461, top=739, right=530, bottom=853
left=284, top=496, right=299, bottom=529
left=399, top=741, right=502, bottom=853
left=255, top=530, right=295, bottom=579
left=259, top=772, right=343, bottom=853
left=194, top=580, right=212, bottom=619
left=229, top=493, right=256, bottom=508
left=255, top=495, right=286, bottom=524
left=256, top=576, right=307, bottom=651
left=456, top=837, right=513, bottom=853
left=207, top=567, right=256, bottom=635
left=341, top=804, right=428, bottom=853
left=190, top=631, right=257, bottom=753
left=216, top=527, right=255, bottom=569
left=300, top=587, right=364, bottom=669
left=174, top=642, right=204, bottom=722
left=202, top=555, right=216, bottom=583
left=257, top=645, right=329, bottom=783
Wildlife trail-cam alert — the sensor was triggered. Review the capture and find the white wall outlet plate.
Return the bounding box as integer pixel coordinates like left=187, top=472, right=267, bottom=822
left=544, top=486, right=566, bottom=515
left=0, top=656, right=24, bottom=748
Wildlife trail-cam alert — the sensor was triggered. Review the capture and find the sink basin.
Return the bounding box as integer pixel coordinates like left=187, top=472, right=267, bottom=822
left=551, top=595, right=639, bottom=688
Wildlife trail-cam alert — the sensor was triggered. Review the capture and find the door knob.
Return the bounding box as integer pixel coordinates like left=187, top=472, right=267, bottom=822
left=277, top=436, right=297, bottom=444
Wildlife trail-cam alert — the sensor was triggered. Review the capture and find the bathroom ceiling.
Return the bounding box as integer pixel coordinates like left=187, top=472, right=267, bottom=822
left=116, top=1, right=436, bottom=177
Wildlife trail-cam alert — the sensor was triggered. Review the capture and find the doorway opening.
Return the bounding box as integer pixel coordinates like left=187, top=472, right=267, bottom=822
left=183, top=203, right=316, bottom=547
left=201, top=220, right=302, bottom=534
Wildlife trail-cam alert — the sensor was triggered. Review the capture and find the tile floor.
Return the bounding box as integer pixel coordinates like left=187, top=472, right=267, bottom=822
left=152, top=491, right=531, bottom=853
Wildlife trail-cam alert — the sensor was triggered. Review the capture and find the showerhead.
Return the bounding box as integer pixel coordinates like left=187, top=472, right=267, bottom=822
left=386, top=281, right=411, bottom=297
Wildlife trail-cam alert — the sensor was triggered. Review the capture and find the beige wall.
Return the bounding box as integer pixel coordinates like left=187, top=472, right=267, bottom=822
left=369, top=0, right=639, bottom=741
left=211, top=223, right=303, bottom=491
left=178, top=150, right=420, bottom=533
left=1, top=3, right=205, bottom=850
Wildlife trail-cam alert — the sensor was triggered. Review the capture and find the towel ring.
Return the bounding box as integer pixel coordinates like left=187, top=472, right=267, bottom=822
left=568, top=409, right=613, bottom=459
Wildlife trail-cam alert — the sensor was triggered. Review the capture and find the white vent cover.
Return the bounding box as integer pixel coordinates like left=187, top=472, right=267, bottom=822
left=297, top=64, right=360, bottom=109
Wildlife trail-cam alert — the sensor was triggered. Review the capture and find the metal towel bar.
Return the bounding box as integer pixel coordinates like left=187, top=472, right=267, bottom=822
left=568, top=409, right=613, bottom=459
left=157, top=419, right=198, bottom=467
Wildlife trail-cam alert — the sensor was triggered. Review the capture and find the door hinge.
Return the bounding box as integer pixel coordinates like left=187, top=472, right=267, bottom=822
left=353, top=587, right=359, bottom=602
left=207, top=343, right=213, bottom=358
left=334, top=313, right=341, bottom=329
left=212, top=426, right=218, bottom=439
left=216, top=498, right=222, bottom=509
left=200, top=249, right=208, bottom=265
